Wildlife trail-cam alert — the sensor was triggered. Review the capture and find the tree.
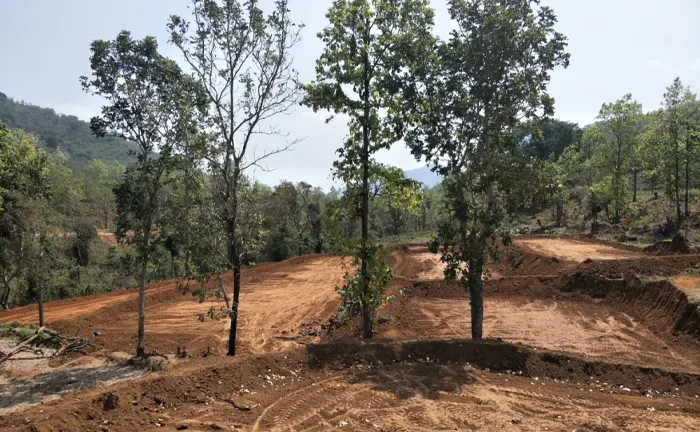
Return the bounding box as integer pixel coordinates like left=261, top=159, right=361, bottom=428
left=0, top=125, right=50, bottom=309
left=85, top=159, right=123, bottom=229
left=303, top=0, right=435, bottom=338
left=169, top=0, right=304, bottom=356
left=516, top=119, right=582, bottom=160
left=594, top=94, right=643, bottom=222
left=81, top=31, right=205, bottom=357
left=639, top=111, right=665, bottom=199
left=403, top=0, right=569, bottom=339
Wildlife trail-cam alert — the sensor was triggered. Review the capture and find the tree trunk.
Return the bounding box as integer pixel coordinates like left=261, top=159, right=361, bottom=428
left=36, top=284, right=45, bottom=328
left=135, top=219, right=152, bottom=358
left=217, top=273, right=231, bottom=310
left=685, top=135, right=691, bottom=218
left=0, top=277, right=10, bottom=310
left=467, top=256, right=485, bottom=339
left=632, top=169, right=637, bottom=203
left=170, top=251, right=176, bottom=279
left=136, top=248, right=149, bottom=357
left=471, top=106, right=494, bottom=340
left=360, top=22, right=372, bottom=340
left=227, top=174, right=241, bottom=356
left=184, top=250, right=190, bottom=276
left=555, top=200, right=564, bottom=227
left=675, top=146, right=682, bottom=227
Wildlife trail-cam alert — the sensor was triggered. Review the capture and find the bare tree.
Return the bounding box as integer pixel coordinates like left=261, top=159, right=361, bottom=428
left=168, top=0, right=303, bottom=356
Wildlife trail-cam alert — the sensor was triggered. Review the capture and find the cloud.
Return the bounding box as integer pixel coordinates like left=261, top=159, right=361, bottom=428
left=687, top=59, right=700, bottom=72
left=555, top=112, right=598, bottom=127
left=53, top=103, right=98, bottom=121
left=645, top=59, right=666, bottom=70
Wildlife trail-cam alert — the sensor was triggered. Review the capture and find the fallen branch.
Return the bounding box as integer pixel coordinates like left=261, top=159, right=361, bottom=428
left=0, top=327, right=91, bottom=364
left=223, top=399, right=257, bottom=411
left=0, top=333, right=42, bottom=364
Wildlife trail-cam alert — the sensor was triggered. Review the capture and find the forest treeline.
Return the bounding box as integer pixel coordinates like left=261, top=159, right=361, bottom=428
left=522, top=81, right=700, bottom=235
left=2, top=0, right=698, bottom=357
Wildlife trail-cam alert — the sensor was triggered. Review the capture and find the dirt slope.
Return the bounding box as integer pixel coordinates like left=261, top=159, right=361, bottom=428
left=515, top=237, right=643, bottom=262
left=0, top=255, right=345, bottom=356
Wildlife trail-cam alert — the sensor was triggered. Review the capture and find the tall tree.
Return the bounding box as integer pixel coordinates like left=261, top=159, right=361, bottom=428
left=303, top=0, right=435, bottom=338
left=169, top=0, right=304, bottom=356
left=0, top=125, right=50, bottom=309
left=594, top=94, right=643, bottom=223
left=81, top=31, right=204, bottom=356
left=403, top=0, right=569, bottom=339
left=639, top=111, right=665, bottom=199
left=662, top=79, right=690, bottom=226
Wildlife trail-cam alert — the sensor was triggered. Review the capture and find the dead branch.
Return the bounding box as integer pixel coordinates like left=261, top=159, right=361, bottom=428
left=0, top=327, right=92, bottom=364
left=0, top=333, right=42, bottom=364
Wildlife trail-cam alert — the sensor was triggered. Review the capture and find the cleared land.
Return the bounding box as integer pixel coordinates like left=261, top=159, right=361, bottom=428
left=515, top=237, right=642, bottom=262
left=3, top=236, right=700, bottom=430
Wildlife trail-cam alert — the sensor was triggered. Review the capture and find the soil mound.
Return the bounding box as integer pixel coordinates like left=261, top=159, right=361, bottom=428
left=645, top=233, right=694, bottom=255
left=564, top=273, right=700, bottom=340
left=308, top=338, right=700, bottom=395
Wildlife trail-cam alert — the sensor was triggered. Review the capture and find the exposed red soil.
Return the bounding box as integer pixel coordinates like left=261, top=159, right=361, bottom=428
left=96, top=229, right=118, bottom=245
left=0, top=254, right=345, bottom=356
left=672, top=276, right=700, bottom=302
left=4, top=236, right=700, bottom=430
left=4, top=340, right=700, bottom=431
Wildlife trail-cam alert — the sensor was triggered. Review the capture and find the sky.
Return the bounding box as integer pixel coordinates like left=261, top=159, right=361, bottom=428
left=2, top=0, right=700, bottom=189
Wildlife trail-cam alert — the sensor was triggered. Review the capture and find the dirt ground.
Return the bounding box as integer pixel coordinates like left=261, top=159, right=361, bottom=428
left=671, top=275, right=700, bottom=302
left=3, top=236, right=700, bottom=430
left=0, top=255, right=345, bottom=356
left=515, top=237, right=642, bottom=262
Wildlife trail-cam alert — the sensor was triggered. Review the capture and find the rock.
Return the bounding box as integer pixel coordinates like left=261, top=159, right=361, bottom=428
left=176, top=426, right=188, bottom=431
left=103, top=392, right=119, bottom=411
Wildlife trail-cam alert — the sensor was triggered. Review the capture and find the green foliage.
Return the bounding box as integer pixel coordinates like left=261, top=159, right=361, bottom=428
left=516, top=119, right=583, bottom=160
left=336, top=242, right=392, bottom=320
left=592, top=94, right=643, bottom=222
left=0, top=95, right=137, bottom=168
left=0, top=125, right=51, bottom=308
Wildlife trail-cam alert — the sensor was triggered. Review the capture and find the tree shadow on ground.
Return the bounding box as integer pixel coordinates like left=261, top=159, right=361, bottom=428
left=305, top=339, right=530, bottom=400
left=0, top=363, right=143, bottom=413
left=346, top=361, right=476, bottom=400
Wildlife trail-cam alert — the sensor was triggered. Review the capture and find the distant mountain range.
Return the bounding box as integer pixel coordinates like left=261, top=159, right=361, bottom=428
left=406, top=166, right=442, bottom=188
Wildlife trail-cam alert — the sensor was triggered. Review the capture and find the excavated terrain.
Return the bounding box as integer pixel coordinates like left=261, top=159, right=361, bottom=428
left=3, top=235, right=700, bottom=431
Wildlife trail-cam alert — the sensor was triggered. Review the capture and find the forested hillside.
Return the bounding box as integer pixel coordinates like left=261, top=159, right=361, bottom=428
left=0, top=92, right=136, bottom=168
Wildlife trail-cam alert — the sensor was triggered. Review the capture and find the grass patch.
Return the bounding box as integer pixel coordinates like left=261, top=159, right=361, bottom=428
left=0, top=322, right=44, bottom=340
left=381, top=230, right=435, bottom=245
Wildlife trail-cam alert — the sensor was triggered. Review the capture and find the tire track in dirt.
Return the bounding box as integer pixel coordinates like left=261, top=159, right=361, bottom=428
left=252, top=362, right=700, bottom=431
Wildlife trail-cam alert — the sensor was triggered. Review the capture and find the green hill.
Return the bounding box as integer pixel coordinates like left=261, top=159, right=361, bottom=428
left=0, top=92, right=136, bottom=168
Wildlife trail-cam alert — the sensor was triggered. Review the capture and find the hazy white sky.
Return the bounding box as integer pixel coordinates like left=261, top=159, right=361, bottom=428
left=2, top=0, right=699, bottom=188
